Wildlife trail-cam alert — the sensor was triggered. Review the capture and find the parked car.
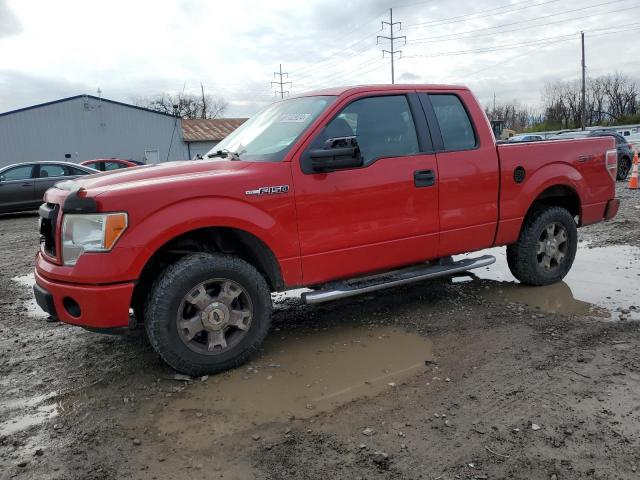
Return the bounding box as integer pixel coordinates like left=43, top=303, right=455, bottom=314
left=0, top=161, right=98, bottom=214
left=33, top=84, right=619, bottom=375
left=80, top=158, right=144, bottom=171
left=508, top=134, right=544, bottom=142
left=549, top=130, right=633, bottom=180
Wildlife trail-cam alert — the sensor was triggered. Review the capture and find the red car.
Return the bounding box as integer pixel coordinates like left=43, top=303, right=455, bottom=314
left=33, top=84, right=619, bottom=375
left=80, top=158, right=143, bottom=171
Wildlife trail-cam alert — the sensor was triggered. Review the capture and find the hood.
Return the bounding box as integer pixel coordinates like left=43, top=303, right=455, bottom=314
left=55, top=159, right=251, bottom=195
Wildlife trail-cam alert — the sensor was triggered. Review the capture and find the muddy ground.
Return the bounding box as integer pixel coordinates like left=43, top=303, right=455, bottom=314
left=1, top=183, right=639, bottom=480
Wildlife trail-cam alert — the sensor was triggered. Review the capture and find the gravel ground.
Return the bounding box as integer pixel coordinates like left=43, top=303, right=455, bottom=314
left=0, top=183, right=639, bottom=480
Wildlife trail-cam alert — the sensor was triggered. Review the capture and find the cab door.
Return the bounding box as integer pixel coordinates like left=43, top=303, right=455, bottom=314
left=292, top=92, right=440, bottom=285
left=418, top=91, right=500, bottom=257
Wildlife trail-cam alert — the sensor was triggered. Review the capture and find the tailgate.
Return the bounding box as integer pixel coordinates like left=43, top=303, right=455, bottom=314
left=496, top=136, right=616, bottom=225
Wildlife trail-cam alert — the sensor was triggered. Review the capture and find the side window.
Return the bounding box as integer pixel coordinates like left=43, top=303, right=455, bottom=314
left=1, top=165, right=33, bottom=181
left=38, top=164, right=66, bottom=178
left=323, top=95, right=419, bottom=163
left=105, top=161, right=123, bottom=171
left=429, top=94, right=477, bottom=151
left=83, top=162, right=98, bottom=170
left=69, top=167, right=91, bottom=176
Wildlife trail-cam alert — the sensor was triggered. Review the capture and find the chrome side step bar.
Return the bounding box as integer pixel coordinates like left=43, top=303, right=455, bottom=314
left=302, top=255, right=496, bottom=305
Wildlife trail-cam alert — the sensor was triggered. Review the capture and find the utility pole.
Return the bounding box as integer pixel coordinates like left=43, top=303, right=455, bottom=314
left=377, top=8, right=406, bottom=84
left=200, top=82, right=207, bottom=119
left=581, top=31, right=586, bottom=130
left=271, top=64, right=291, bottom=99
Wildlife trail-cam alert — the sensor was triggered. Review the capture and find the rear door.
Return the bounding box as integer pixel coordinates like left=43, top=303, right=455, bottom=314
left=0, top=164, right=36, bottom=212
left=34, top=164, right=70, bottom=202
left=419, top=91, right=500, bottom=256
left=292, top=92, right=440, bottom=285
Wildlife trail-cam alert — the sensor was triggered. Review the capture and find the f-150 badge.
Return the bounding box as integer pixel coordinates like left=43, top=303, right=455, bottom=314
left=245, top=185, right=290, bottom=196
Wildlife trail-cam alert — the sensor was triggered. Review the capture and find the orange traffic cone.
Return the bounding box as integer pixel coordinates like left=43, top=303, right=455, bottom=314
left=629, top=149, right=639, bottom=190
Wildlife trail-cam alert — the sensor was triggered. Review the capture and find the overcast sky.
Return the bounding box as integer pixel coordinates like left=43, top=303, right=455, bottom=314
left=1, top=0, right=639, bottom=117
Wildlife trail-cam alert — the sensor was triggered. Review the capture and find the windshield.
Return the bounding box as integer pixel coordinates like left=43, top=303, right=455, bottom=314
left=208, top=95, right=336, bottom=162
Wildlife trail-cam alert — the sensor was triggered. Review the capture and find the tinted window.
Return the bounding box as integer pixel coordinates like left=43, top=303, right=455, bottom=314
left=69, top=167, right=91, bottom=176
left=105, top=161, right=124, bottom=171
left=324, top=95, right=419, bottom=163
left=2, top=165, right=33, bottom=181
left=39, top=164, right=66, bottom=178
left=430, top=94, right=476, bottom=151
left=83, top=162, right=99, bottom=170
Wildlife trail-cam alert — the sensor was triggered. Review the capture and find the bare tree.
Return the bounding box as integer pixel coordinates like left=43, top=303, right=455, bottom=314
left=539, top=73, right=639, bottom=128
left=485, top=101, right=537, bottom=131
left=133, top=93, right=228, bottom=119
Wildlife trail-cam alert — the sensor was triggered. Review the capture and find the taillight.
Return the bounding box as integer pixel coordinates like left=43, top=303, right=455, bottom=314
left=605, top=149, right=617, bottom=180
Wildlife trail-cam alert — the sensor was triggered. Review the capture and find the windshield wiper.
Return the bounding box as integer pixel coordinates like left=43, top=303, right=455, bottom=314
left=207, top=149, right=241, bottom=161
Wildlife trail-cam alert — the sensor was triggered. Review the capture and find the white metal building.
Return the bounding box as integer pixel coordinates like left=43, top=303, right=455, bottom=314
left=0, top=95, right=188, bottom=168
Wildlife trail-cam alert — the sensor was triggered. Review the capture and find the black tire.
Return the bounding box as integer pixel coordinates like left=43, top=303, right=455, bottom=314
left=145, top=253, right=272, bottom=376
left=617, top=156, right=631, bottom=181
left=506, top=206, right=578, bottom=286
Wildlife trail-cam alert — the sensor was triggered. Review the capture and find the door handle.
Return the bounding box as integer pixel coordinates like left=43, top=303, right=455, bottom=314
left=22, top=183, right=33, bottom=186
left=414, top=169, right=436, bottom=187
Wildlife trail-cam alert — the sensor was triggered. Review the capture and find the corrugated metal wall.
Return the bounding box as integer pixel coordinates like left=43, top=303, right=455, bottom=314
left=186, top=141, right=218, bottom=159
left=0, top=96, right=189, bottom=168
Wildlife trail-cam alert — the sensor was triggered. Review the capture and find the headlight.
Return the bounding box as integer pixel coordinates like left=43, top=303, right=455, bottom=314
left=62, top=213, right=128, bottom=266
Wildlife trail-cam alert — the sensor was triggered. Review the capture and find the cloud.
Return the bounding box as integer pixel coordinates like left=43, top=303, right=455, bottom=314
left=0, top=0, right=21, bottom=38
left=0, top=0, right=638, bottom=117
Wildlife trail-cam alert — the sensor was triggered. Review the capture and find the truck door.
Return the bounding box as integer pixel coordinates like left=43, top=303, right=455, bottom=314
left=292, top=93, right=440, bottom=285
left=418, top=92, right=500, bottom=257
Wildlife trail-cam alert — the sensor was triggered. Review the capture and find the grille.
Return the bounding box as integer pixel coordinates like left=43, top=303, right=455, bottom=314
left=39, top=203, right=58, bottom=257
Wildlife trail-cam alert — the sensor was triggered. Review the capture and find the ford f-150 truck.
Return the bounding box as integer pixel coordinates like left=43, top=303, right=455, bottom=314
left=33, top=85, right=620, bottom=375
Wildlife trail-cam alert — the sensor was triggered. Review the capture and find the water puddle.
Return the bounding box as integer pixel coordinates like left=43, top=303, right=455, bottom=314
left=146, top=325, right=432, bottom=445
left=459, top=244, right=640, bottom=321
left=11, top=273, right=48, bottom=319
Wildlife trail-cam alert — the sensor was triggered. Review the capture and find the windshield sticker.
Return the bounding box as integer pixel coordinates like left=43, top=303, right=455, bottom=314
left=279, top=113, right=311, bottom=123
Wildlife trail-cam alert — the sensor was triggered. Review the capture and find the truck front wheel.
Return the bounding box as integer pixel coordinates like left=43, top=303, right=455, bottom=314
left=145, top=253, right=272, bottom=376
left=506, top=206, right=578, bottom=286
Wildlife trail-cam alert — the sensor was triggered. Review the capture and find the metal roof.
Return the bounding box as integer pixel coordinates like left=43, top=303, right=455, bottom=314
left=182, top=118, right=247, bottom=142
left=0, top=94, right=179, bottom=118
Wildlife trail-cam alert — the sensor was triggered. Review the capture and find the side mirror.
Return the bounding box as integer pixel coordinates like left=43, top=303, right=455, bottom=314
left=0, top=175, right=5, bottom=182
left=309, top=136, right=363, bottom=172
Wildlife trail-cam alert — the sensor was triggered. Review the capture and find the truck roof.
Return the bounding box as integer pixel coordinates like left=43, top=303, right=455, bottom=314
left=296, top=84, right=469, bottom=97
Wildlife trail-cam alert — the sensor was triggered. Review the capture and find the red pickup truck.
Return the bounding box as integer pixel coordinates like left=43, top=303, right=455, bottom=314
left=33, top=85, right=620, bottom=375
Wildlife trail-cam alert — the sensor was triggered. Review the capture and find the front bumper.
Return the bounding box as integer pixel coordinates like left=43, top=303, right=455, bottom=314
left=34, top=266, right=134, bottom=329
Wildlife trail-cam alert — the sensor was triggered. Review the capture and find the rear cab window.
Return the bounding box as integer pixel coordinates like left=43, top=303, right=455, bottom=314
left=428, top=94, right=477, bottom=151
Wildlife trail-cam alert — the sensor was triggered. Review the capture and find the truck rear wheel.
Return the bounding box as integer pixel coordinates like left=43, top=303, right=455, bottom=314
left=617, top=156, right=631, bottom=181
left=145, top=253, right=272, bottom=376
left=506, top=206, right=577, bottom=286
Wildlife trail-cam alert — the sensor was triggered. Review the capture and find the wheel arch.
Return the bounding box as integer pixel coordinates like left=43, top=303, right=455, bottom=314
left=524, top=183, right=581, bottom=223
left=131, top=226, right=284, bottom=320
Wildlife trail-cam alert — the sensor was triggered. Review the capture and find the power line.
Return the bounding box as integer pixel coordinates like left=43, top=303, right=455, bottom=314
left=377, top=8, right=406, bottom=84
left=403, top=0, right=562, bottom=29
left=406, top=3, right=640, bottom=45
left=402, top=24, right=640, bottom=60
left=407, top=0, right=633, bottom=43
left=271, top=64, right=292, bottom=99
